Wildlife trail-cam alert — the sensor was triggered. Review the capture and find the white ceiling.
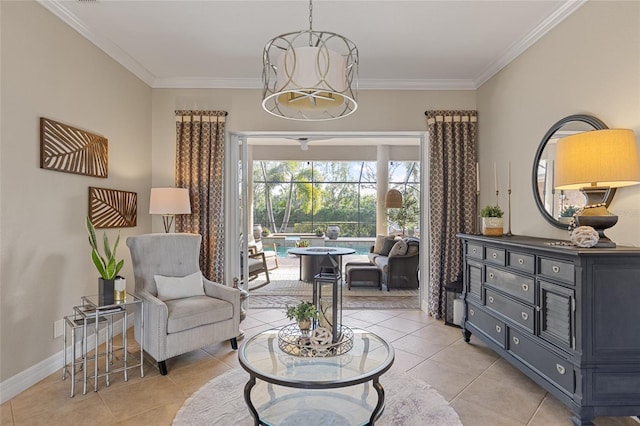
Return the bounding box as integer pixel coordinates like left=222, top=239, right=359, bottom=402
left=38, top=0, right=585, bottom=90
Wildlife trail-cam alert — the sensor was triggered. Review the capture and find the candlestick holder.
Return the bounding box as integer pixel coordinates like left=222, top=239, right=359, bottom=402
left=506, top=189, right=513, bottom=237
left=475, top=191, right=481, bottom=235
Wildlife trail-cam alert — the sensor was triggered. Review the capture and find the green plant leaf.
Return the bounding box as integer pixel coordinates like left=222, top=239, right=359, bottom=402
left=103, top=232, right=112, bottom=260
left=91, top=249, right=107, bottom=278
left=86, top=217, right=98, bottom=250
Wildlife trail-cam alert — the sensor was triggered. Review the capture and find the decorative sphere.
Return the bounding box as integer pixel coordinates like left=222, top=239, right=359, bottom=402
left=571, top=226, right=599, bottom=248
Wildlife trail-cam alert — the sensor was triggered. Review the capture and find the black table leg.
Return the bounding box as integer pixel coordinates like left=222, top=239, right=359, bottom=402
left=369, top=377, right=385, bottom=425
left=244, top=375, right=261, bottom=426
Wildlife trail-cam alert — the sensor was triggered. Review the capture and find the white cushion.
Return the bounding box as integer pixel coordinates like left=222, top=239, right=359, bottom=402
left=389, top=239, right=409, bottom=257
left=154, top=271, right=205, bottom=301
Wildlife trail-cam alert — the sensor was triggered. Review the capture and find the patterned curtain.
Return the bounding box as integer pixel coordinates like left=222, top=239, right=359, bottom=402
left=426, top=111, right=478, bottom=318
left=174, top=110, right=227, bottom=283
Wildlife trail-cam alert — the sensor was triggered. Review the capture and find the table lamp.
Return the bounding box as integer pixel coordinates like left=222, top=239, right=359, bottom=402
left=149, top=188, right=191, bottom=233
left=555, top=129, right=640, bottom=247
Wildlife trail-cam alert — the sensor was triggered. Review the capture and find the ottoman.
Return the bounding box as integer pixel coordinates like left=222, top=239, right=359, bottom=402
left=345, top=262, right=382, bottom=290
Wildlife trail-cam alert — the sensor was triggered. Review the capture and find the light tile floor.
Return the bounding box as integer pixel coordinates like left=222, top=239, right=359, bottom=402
left=2, top=308, right=639, bottom=425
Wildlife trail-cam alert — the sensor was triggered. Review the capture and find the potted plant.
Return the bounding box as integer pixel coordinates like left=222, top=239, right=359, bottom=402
left=314, top=227, right=325, bottom=237
left=261, top=227, right=271, bottom=238
left=480, top=205, right=504, bottom=236
left=295, top=240, right=310, bottom=248
left=388, top=195, right=419, bottom=236
left=286, top=301, right=318, bottom=333
left=86, top=217, right=125, bottom=305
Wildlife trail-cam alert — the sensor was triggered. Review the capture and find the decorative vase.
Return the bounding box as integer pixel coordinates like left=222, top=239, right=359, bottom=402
left=326, top=225, right=340, bottom=240
left=481, top=217, right=504, bottom=236
left=98, top=278, right=115, bottom=306
left=253, top=224, right=263, bottom=241
left=298, top=319, right=311, bottom=336
left=114, top=276, right=126, bottom=302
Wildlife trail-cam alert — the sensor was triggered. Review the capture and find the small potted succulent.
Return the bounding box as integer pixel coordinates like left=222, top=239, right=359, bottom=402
left=286, top=301, right=318, bottom=334
left=314, top=227, right=325, bottom=237
left=295, top=240, right=310, bottom=248
left=480, top=205, right=504, bottom=236
left=261, top=227, right=271, bottom=238
left=86, top=217, right=125, bottom=305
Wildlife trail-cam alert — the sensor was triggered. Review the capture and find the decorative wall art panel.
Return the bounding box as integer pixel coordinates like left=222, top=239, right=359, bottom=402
left=89, top=187, right=137, bottom=228
left=40, top=117, right=108, bottom=177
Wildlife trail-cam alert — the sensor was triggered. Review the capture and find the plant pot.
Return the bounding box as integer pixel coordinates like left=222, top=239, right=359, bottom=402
left=482, top=217, right=504, bottom=236
left=298, top=319, right=311, bottom=335
left=98, top=278, right=115, bottom=306
left=326, top=225, right=340, bottom=240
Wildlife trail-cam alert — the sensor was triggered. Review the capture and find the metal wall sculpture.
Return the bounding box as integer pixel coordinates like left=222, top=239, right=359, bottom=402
left=40, top=117, right=108, bottom=177
left=88, top=187, right=137, bottom=228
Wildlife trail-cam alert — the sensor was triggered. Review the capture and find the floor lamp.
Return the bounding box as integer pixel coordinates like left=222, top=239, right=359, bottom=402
left=149, top=188, right=191, bottom=233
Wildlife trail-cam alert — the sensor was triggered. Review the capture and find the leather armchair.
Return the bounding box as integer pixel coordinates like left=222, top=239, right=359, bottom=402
left=126, top=233, right=241, bottom=375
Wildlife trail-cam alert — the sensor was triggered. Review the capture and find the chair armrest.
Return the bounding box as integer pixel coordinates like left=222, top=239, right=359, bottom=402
left=203, top=278, right=241, bottom=316
left=134, top=290, right=169, bottom=357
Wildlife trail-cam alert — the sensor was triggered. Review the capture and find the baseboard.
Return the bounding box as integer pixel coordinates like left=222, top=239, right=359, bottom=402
left=0, top=313, right=133, bottom=404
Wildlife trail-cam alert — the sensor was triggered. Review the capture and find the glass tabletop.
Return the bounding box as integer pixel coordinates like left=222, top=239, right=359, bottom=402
left=82, top=293, right=141, bottom=309
left=239, top=327, right=394, bottom=389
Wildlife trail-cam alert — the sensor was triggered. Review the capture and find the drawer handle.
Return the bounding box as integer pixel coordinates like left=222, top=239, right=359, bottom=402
left=552, top=265, right=560, bottom=273
left=488, top=296, right=494, bottom=304
left=513, top=337, right=520, bottom=345
left=521, top=312, right=529, bottom=321
left=469, top=309, right=475, bottom=316
left=522, top=283, right=529, bottom=292
left=495, top=325, right=502, bottom=333
left=492, top=252, right=497, bottom=259
left=518, top=258, right=524, bottom=265
left=556, top=364, right=566, bottom=375
left=489, top=272, right=495, bottom=279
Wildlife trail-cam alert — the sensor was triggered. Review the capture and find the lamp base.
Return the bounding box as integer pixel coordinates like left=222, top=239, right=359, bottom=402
left=574, top=213, right=618, bottom=248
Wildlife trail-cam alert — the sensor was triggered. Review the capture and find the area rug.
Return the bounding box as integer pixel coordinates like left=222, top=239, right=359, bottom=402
left=173, top=368, right=461, bottom=426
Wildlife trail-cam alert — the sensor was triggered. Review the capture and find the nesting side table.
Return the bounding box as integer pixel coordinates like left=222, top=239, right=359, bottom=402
left=76, top=293, right=144, bottom=394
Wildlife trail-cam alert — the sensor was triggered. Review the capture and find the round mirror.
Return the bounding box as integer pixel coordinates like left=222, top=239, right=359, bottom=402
left=532, top=114, right=614, bottom=229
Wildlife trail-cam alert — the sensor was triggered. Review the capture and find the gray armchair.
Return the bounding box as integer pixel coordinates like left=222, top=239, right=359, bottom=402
left=126, top=233, right=241, bottom=375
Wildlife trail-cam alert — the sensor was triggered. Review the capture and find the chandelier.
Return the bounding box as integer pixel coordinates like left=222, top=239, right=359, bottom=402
left=262, top=0, right=358, bottom=121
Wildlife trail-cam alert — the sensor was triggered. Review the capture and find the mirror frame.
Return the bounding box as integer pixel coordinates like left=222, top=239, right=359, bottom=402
left=531, top=114, right=614, bottom=229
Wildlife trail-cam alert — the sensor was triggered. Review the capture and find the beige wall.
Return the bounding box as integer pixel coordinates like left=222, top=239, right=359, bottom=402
left=477, top=1, right=640, bottom=246
left=0, top=2, right=152, bottom=382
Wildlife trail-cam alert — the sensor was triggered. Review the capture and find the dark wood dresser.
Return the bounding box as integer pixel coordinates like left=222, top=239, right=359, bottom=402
left=457, top=233, right=640, bottom=426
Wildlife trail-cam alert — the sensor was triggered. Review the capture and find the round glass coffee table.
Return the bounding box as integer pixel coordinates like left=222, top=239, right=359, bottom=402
left=238, top=327, right=394, bottom=425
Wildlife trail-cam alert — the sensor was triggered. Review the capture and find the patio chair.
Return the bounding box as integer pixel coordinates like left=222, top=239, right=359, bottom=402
left=248, top=236, right=279, bottom=270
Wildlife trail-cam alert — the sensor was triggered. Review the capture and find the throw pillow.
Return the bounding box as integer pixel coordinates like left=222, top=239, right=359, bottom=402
left=379, top=237, right=397, bottom=256
left=389, top=239, right=409, bottom=257
left=154, top=271, right=205, bottom=301
left=373, top=235, right=386, bottom=254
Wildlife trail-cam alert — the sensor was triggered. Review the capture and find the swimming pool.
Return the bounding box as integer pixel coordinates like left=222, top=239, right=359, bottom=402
left=274, top=243, right=372, bottom=257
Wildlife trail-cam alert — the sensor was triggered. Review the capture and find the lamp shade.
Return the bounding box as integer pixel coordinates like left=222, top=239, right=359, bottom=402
left=555, top=129, right=640, bottom=190
left=149, top=188, right=191, bottom=215
left=385, top=189, right=403, bottom=208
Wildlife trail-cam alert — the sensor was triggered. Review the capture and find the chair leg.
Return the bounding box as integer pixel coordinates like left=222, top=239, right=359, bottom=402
left=230, top=337, right=238, bottom=350
left=158, top=361, right=168, bottom=375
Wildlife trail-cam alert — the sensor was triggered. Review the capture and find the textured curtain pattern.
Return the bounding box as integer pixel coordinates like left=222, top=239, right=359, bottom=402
left=426, top=111, right=478, bottom=318
left=175, top=110, right=227, bottom=283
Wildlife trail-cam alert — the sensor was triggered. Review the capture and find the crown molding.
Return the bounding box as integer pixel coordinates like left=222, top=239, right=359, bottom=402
left=37, top=0, right=156, bottom=87
left=473, top=0, right=588, bottom=88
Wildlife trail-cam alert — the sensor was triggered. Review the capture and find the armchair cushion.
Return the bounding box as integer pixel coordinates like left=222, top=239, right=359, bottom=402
left=379, top=237, right=397, bottom=256
left=373, top=235, right=386, bottom=254
left=165, top=296, right=234, bottom=334
left=154, top=271, right=205, bottom=301
left=388, top=239, right=408, bottom=257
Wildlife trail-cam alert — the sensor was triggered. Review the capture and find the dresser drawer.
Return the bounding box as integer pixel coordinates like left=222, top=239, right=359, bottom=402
left=466, top=304, right=505, bottom=348
left=508, top=328, right=574, bottom=395
left=539, top=257, right=575, bottom=284
left=508, top=251, right=535, bottom=274
left=467, top=243, right=483, bottom=260
left=485, top=289, right=535, bottom=333
left=485, top=247, right=506, bottom=266
left=485, top=266, right=535, bottom=304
